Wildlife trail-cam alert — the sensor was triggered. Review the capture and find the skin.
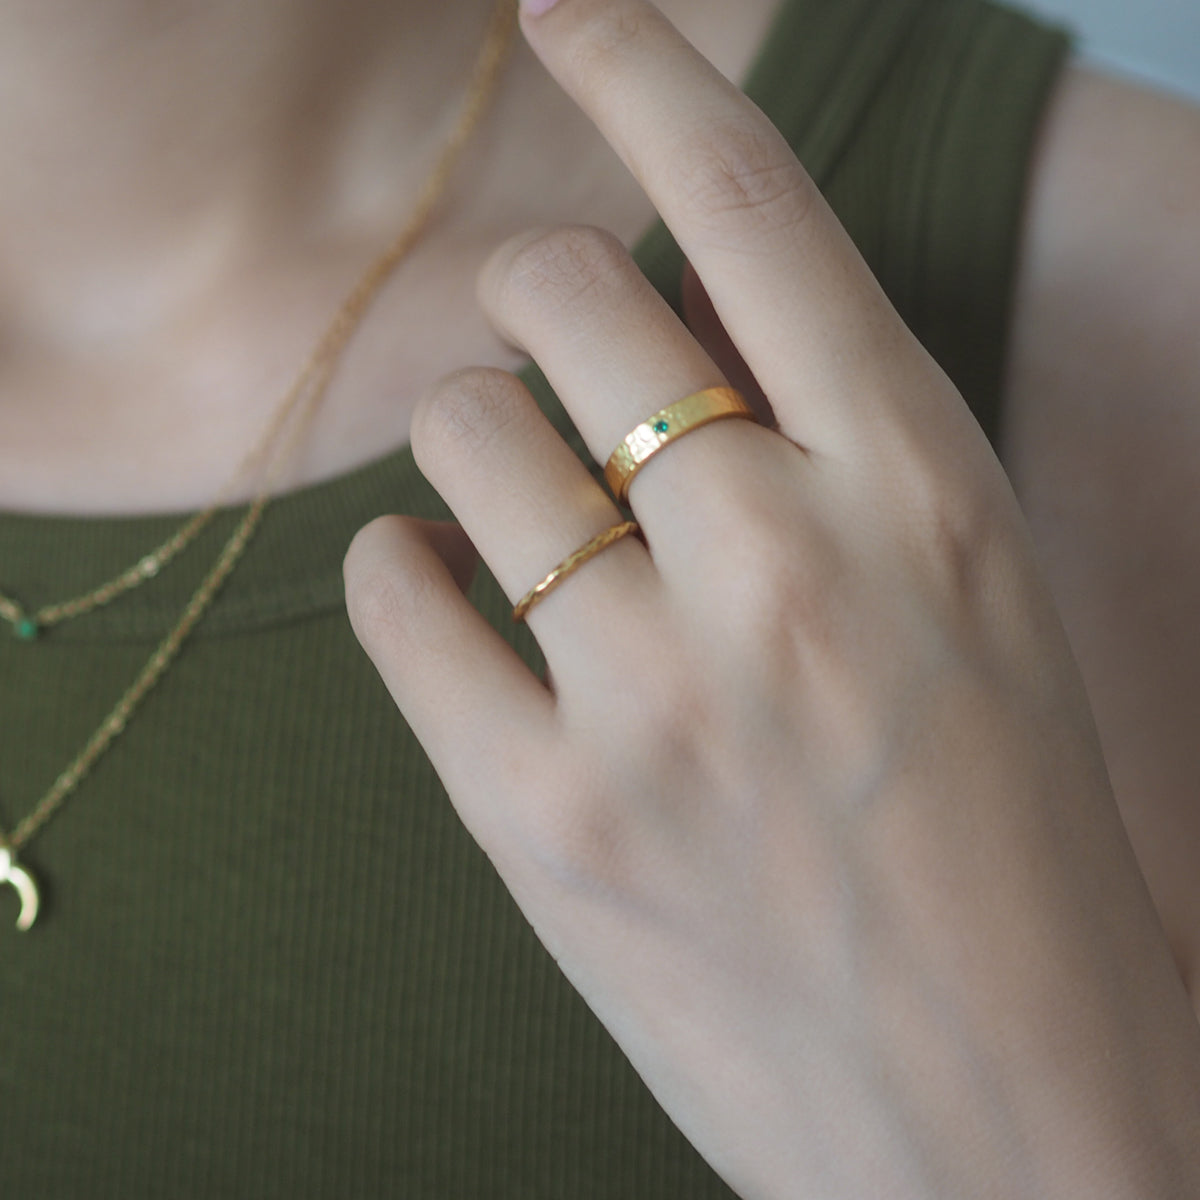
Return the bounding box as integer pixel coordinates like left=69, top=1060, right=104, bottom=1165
left=347, top=1, right=1200, bottom=1194
left=1001, top=65, right=1200, bottom=1000
left=2, top=0, right=1199, bottom=1191
left=0, top=0, right=776, bottom=511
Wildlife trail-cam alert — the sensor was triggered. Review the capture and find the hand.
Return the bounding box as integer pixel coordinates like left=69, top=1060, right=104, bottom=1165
left=343, top=1, right=1200, bottom=1195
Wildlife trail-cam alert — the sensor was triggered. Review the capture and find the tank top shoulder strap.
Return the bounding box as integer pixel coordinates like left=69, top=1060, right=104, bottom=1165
left=758, top=0, right=1073, bottom=448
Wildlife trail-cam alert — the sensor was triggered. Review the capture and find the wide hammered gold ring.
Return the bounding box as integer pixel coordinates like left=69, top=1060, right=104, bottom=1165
left=604, top=386, right=757, bottom=505
left=512, top=520, right=641, bottom=623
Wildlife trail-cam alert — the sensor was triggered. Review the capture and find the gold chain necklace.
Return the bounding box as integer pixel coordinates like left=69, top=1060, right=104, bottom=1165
left=0, top=0, right=519, bottom=931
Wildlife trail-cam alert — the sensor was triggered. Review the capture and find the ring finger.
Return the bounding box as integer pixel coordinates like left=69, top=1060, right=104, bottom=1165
left=410, top=363, right=659, bottom=679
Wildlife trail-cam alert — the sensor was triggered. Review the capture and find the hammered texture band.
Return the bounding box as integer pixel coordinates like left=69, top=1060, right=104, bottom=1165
left=512, top=521, right=641, bottom=623
left=603, top=386, right=756, bottom=505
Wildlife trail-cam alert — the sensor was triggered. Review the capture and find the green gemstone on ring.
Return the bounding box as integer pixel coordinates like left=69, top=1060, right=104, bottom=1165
left=653, top=420, right=670, bottom=434
left=14, top=617, right=39, bottom=642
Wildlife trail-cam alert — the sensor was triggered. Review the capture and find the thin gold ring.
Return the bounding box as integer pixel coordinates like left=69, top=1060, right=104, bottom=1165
left=604, top=386, right=756, bottom=505
left=512, top=521, right=641, bottom=623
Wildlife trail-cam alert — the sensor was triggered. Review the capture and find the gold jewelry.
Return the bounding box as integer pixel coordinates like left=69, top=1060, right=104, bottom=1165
left=0, top=0, right=520, bottom=930
left=603, top=386, right=757, bottom=505
left=0, top=837, right=38, bottom=932
left=512, top=520, right=641, bottom=622
left=0, top=0, right=518, bottom=645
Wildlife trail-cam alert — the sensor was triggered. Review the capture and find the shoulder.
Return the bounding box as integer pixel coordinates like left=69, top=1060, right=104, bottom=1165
left=1005, top=61, right=1200, bottom=397
left=1001, top=60, right=1200, bottom=988
left=1001, top=59, right=1200, bottom=550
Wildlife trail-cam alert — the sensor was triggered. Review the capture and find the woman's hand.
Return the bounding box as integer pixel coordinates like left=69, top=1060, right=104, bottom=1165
left=344, top=0, right=1200, bottom=1194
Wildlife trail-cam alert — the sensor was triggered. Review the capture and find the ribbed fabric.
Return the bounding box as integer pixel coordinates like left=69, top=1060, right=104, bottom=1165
left=0, top=1, right=1070, bottom=1194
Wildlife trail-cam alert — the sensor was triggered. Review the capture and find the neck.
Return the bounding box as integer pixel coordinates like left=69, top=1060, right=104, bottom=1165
left=0, top=0, right=781, bottom=516
left=0, top=0, right=500, bottom=347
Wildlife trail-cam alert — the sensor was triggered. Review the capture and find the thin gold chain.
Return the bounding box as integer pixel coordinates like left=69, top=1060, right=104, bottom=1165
left=0, top=0, right=518, bottom=642
left=3, top=0, right=519, bottom=853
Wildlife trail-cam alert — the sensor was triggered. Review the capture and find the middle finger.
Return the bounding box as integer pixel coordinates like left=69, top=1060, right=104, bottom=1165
left=478, top=223, right=801, bottom=559
left=518, top=0, right=939, bottom=461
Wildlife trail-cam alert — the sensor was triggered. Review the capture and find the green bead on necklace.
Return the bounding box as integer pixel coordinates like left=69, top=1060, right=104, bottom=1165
left=12, top=616, right=39, bottom=642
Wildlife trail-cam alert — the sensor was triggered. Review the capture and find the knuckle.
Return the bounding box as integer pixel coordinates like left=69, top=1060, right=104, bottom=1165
left=895, top=454, right=1008, bottom=607
left=344, top=523, right=441, bottom=652
left=497, top=737, right=628, bottom=889
left=344, top=561, right=406, bottom=648
left=920, top=484, right=1005, bottom=601
left=496, top=224, right=633, bottom=315
left=710, top=502, right=836, bottom=637
left=873, top=401, right=1014, bottom=608
left=531, top=676, right=706, bottom=896
left=677, top=120, right=814, bottom=241
left=564, top=6, right=647, bottom=84
left=615, top=659, right=707, bottom=756
left=525, top=785, right=640, bottom=900
left=411, top=366, right=527, bottom=468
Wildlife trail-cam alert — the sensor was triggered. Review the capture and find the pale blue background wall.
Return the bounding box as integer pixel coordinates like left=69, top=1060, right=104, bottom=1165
left=1017, top=0, right=1200, bottom=102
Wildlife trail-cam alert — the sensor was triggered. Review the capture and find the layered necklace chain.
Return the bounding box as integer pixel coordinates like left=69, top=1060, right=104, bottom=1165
left=0, top=0, right=519, bottom=930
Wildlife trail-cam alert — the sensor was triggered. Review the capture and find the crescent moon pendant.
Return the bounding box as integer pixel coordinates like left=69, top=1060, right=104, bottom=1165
left=0, top=844, right=40, bottom=931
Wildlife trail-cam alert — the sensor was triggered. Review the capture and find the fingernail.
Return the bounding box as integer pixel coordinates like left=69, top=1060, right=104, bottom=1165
left=520, top=0, right=561, bottom=15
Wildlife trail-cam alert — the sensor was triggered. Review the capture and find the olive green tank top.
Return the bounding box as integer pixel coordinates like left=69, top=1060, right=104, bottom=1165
left=0, top=1, right=1070, bottom=1193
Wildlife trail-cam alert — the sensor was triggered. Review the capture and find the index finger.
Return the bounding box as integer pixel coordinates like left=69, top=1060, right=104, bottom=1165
left=518, top=0, right=948, bottom=460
